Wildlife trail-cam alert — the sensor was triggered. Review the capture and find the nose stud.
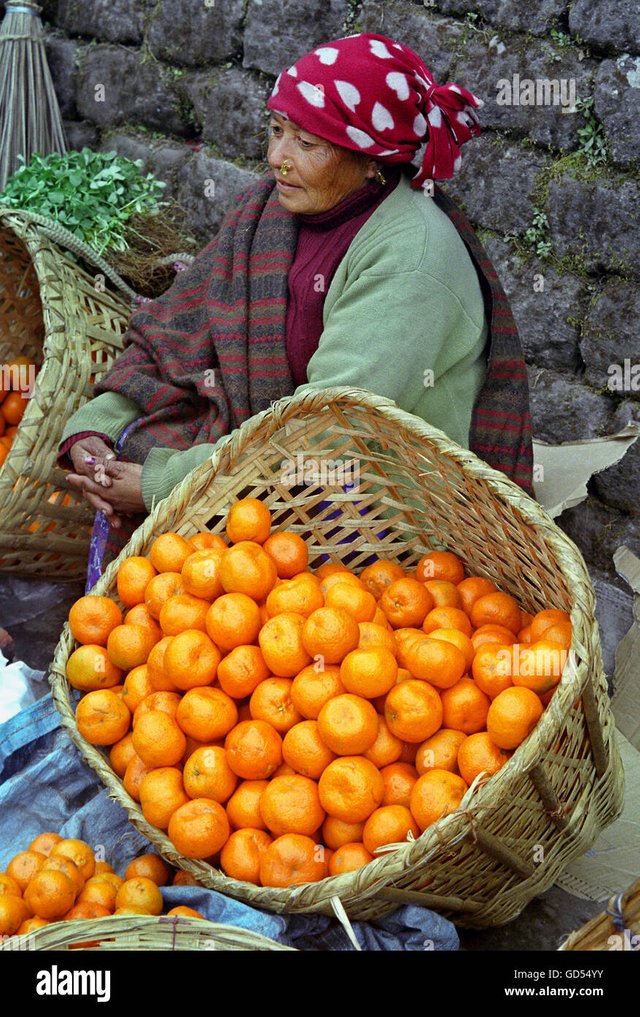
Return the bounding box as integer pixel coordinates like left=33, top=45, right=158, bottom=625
left=279, top=160, right=292, bottom=177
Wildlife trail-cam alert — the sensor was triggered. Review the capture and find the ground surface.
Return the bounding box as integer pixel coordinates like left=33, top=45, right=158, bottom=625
left=0, top=575, right=604, bottom=952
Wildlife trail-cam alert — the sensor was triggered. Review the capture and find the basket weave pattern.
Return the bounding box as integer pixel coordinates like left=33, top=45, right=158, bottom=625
left=49, top=388, right=624, bottom=926
left=0, top=208, right=129, bottom=577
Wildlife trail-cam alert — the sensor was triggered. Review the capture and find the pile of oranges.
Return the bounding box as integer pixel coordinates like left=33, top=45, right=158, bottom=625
left=0, top=835, right=205, bottom=940
left=64, top=498, right=572, bottom=889
left=0, top=355, right=37, bottom=469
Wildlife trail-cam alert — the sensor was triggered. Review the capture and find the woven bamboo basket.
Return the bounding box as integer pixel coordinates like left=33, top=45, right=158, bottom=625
left=559, top=878, right=640, bottom=951
left=0, top=206, right=130, bottom=577
left=0, top=914, right=294, bottom=951
left=49, top=387, right=624, bottom=927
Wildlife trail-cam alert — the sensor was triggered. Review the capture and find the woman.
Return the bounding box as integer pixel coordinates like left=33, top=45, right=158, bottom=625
left=60, top=33, right=533, bottom=581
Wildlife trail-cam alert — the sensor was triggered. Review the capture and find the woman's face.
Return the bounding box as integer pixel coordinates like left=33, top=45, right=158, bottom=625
left=267, top=114, right=377, bottom=214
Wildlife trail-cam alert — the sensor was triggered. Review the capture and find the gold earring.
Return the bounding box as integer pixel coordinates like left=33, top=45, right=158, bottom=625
left=375, top=167, right=386, bottom=186
left=280, top=160, right=292, bottom=176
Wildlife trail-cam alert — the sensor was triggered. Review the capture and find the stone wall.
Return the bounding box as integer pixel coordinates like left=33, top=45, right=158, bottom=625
left=38, top=0, right=640, bottom=669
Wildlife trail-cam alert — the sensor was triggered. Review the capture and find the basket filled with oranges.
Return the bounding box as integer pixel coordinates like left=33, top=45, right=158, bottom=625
left=48, top=387, right=624, bottom=927
left=0, top=207, right=129, bottom=577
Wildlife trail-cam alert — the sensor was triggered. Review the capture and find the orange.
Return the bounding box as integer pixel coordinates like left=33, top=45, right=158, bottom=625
left=145, top=572, right=185, bottom=619
left=325, top=583, right=377, bottom=623
left=530, top=608, right=571, bottom=642
left=51, top=839, right=95, bottom=882
left=123, top=753, right=152, bottom=802
left=282, top=719, right=336, bottom=779
left=159, top=593, right=210, bottom=635
left=226, top=497, right=272, bottom=545
left=360, top=559, right=405, bottom=600
left=65, top=902, right=111, bottom=921
left=415, top=729, right=467, bottom=775
left=357, top=622, right=396, bottom=654
left=322, top=816, right=365, bottom=850
left=318, top=755, right=384, bottom=823
left=226, top=780, right=269, bottom=830
left=133, top=690, right=181, bottom=726
left=364, top=715, right=402, bottom=768
left=220, top=828, right=273, bottom=883
left=511, top=639, right=568, bottom=694
left=249, top=677, right=302, bottom=734
left=487, top=686, right=544, bottom=749
left=40, top=856, right=84, bottom=898
left=0, top=443, right=9, bottom=468
left=470, top=592, right=522, bottom=635
left=258, top=612, right=313, bottom=678
left=139, top=767, right=190, bottom=829
left=18, top=916, right=50, bottom=934
left=78, top=876, right=118, bottom=913
left=339, top=647, right=398, bottom=699
left=149, top=532, right=194, bottom=574
left=93, top=861, right=116, bottom=876
left=183, top=745, right=238, bottom=803
left=319, top=571, right=363, bottom=597
left=423, top=580, right=464, bottom=609
left=164, top=629, right=222, bottom=690
left=415, top=550, right=465, bottom=584
left=427, top=628, right=475, bottom=671
left=518, top=623, right=533, bottom=644
left=117, top=556, right=158, bottom=608
left=263, top=531, right=308, bottom=578
left=75, top=688, right=131, bottom=746
left=121, top=665, right=154, bottom=713
left=457, top=575, right=497, bottom=615
left=422, top=606, right=472, bottom=637
left=90, top=870, right=121, bottom=890
left=399, top=636, right=466, bottom=690
left=379, top=578, right=434, bottom=628
left=124, top=604, right=163, bottom=642
left=0, top=873, right=22, bottom=897
left=410, top=769, right=468, bottom=830
left=2, top=390, right=28, bottom=425
left=380, top=761, right=418, bottom=807
left=440, top=677, right=490, bottom=735
left=172, top=869, right=200, bottom=886
left=107, top=623, right=157, bottom=670
left=384, top=680, right=443, bottom=743
left=471, top=643, right=514, bottom=699
left=175, top=687, right=238, bottom=742
left=166, top=905, right=205, bottom=918
left=315, top=562, right=350, bottom=580
left=471, top=623, right=518, bottom=652
left=329, top=842, right=374, bottom=875
left=68, top=595, right=123, bottom=646
left=217, top=644, right=270, bottom=700
left=290, top=663, right=344, bottom=719
left=6, top=850, right=46, bottom=891
left=181, top=548, right=225, bottom=601
left=110, top=732, right=137, bottom=776
left=168, top=798, right=230, bottom=859
left=225, top=720, right=283, bottom=779
left=206, top=593, right=261, bottom=652
left=457, top=732, right=511, bottom=785
left=259, top=833, right=327, bottom=887
left=301, top=607, right=360, bottom=664
left=0, top=895, right=31, bottom=936
left=318, top=694, right=379, bottom=755
left=363, top=804, right=419, bottom=854
left=146, top=636, right=177, bottom=692
left=265, top=574, right=324, bottom=618
left=66, top=644, right=122, bottom=692
left=219, top=541, right=277, bottom=600
left=115, top=876, right=163, bottom=915
left=132, top=709, right=187, bottom=767
left=190, top=531, right=228, bottom=551
left=259, top=774, right=325, bottom=836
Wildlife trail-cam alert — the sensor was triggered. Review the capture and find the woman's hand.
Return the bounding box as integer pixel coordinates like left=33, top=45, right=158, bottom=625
left=66, top=461, right=145, bottom=529
left=68, top=437, right=115, bottom=478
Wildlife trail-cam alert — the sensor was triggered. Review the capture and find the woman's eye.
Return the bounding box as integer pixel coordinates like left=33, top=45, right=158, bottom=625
left=269, top=124, right=283, bottom=137
left=297, top=138, right=315, bottom=150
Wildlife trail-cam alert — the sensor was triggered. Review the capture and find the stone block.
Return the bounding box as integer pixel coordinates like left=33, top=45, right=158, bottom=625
left=62, top=120, right=100, bottom=150
left=45, top=34, right=79, bottom=120
left=593, top=436, right=640, bottom=514
left=580, top=280, right=640, bottom=398
left=360, top=2, right=464, bottom=81
left=595, top=56, right=640, bottom=168
left=243, top=0, right=349, bottom=76
left=184, top=68, right=270, bottom=160
left=57, top=0, right=146, bottom=44
left=568, top=0, right=640, bottom=55
left=147, top=0, right=244, bottom=67
left=528, top=367, right=615, bottom=442
left=174, top=152, right=257, bottom=241
left=433, top=0, right=569, bottom=38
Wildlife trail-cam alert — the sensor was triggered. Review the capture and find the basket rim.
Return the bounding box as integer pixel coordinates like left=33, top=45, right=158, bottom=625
left=47, top=387, right=615, bottom=917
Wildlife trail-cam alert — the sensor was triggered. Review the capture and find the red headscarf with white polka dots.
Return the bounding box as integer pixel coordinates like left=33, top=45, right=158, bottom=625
left=267, top=33, right=483, bottom=188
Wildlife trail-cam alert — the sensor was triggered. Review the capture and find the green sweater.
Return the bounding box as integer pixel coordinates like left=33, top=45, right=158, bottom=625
left=61, top=174, right=487, bottom=511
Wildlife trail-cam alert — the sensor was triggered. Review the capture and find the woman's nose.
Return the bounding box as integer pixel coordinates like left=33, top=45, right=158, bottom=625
left=268, top=137, right=293, bottom=170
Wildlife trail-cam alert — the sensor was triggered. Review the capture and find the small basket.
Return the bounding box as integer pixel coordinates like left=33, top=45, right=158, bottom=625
left=559, top=878, right=640, bottom=951
left=0, top=914, right=294, bottom=951
left=0, top=207, right=130, bottom=577
left=49, top=388, right=625, bottom=927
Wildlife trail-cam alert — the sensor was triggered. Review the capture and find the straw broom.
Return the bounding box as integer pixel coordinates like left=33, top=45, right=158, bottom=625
left=0, top=0, right=67, bottom=190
